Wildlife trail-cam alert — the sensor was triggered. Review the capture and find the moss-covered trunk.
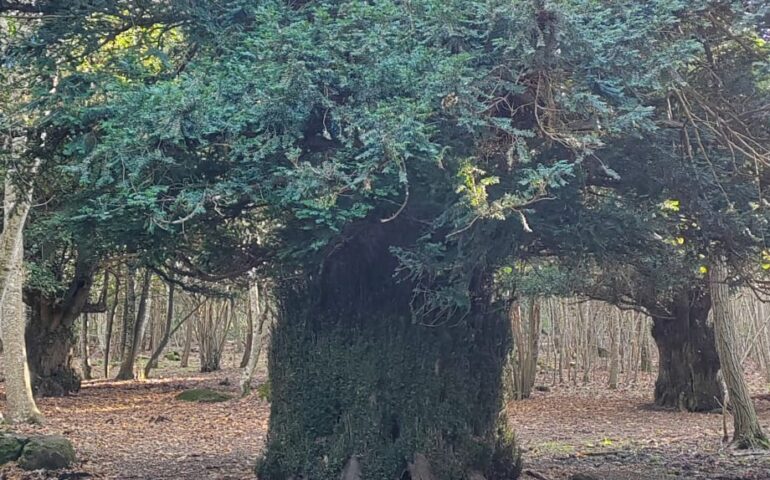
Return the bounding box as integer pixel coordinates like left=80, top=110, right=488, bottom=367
left=25, top=254, right=97, bottom=397
left=258, top=223, right=519, bottom=480
left=26, top=297, right=81, bottom=397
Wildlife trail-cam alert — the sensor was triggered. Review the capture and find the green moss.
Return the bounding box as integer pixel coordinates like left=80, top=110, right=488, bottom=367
left=175, top=388, right=232, bottom=403
left=0, top=435, right=26, bottom=465
left=18, top=435, right=75, bottom=470
left=532, top=441, right=575, bottom=456
left=258, top=307, right=519, bottom=480
left=256, top=381, right=271, bottom=402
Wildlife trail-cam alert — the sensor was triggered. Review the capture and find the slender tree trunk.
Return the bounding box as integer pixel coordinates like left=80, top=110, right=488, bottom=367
left=196, top=299, right=232, bottom=373
left=79, top=313, right=92, bottom=380
left=578, top=302, right=592, bottom=384
left=180, top=317, right=193, bottom=368
left=241, top=284, right=269, bottom=396
left=116, top=270, right=151, bottom=380
left=0, top=158, right=39, bottom=304
left=103, top=272, right=120, bottom=379
left=608, top=310, right=620, bottom=389
left=239, top=291, right=254, bottom=369
left=144, top=281, right=176, bottom=378
left=524, top=297, right=541, bottom=394
left=119, top=264, right=136, bottom=362
left=710, top=258, right=769, bottom=449
left=639, top=316, right=652, bottom=373
left=509, top=302, right=525, bottom=399
left=1, top=172, right=42, bottom=423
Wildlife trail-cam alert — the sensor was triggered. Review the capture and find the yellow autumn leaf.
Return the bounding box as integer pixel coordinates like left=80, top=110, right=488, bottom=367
left=662, top=199, right=680, bottom=212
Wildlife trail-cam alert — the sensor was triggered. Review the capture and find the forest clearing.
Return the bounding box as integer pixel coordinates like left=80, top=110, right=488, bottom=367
left=2, top=1, right=770, bottom=479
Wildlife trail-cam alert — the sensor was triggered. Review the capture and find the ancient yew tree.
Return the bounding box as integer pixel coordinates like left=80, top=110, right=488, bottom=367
left=3, top=0, right=770, bottom=476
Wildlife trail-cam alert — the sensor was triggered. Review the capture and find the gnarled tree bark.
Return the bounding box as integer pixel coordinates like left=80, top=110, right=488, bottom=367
left=25, top=252, right=99, bottom=396
left=650, top=289, right=722, bottom=412
left=258, top=222, right=520, bottom=480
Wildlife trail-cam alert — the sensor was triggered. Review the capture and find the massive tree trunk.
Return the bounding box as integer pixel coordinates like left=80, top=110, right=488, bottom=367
left=650, top=289, right=722, bottom=412
left=116, top=270, right=151, bottom=380
left=710, top=258, right=768, bottom=449
left=26, top=299, right=81, bottom=397
left=258, top=223, right=521, bottom=480
left=25, top=254, right=98, bottom=396
left=1, top=171, right=43, bottom=423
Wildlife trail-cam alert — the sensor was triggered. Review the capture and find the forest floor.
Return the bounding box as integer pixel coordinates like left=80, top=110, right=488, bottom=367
left=1, top=358, right=770, bottom=479
left=510, top=369, right=770, bottom=480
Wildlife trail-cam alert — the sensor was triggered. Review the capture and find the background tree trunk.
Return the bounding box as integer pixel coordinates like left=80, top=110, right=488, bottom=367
left=144, top=281, right=177, bottom=378
left=180, top=319, right=193, bottom=368
left=119, top=264, right=136, bottom=362
left=116, top=270, right=151, bottom=380
left=103, top=272, right=120, bottom=379
left=608, top=310, right=620, bottom=389
left=710, top=258, right=769, bottom=449
left=79, top=313, right=92, bottom=380
left=508, top=298, right=541, bottom=400
left=239, top=289, right=254, bottom=369
left=240, top=283, right=269, bottom=396
left=195, top=298, right=232, bottom=373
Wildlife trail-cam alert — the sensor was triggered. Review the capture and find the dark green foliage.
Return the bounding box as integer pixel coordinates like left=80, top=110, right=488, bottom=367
left=175, top=389, right=232, bottom=403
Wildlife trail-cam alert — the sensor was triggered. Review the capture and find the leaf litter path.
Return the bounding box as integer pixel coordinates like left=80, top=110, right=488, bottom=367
left=3, top=368, right=770, bottom=479
left=0, top=367, right=269, bottom=480
left=511, top=370, right=770, bottom=480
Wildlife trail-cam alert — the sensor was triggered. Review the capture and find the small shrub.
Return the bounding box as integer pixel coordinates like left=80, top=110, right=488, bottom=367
left=256, top=381, right=271, bottom=401
left=164, top=351, right=181, bottom=361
